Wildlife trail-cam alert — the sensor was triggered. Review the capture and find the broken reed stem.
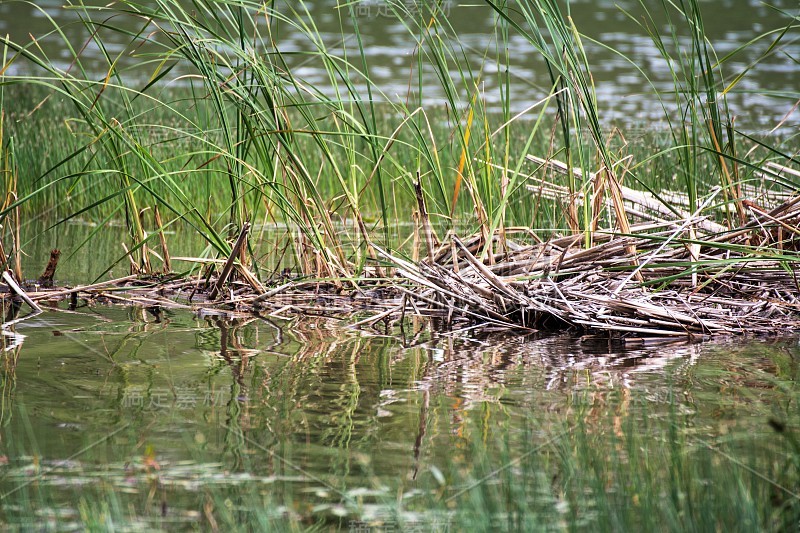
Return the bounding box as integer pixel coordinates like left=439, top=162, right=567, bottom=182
left=209, top=221, right=251, bottom=300
left=38, top=249, right=60, bottom=287
left=122, top=243, right=140, bottom=275
left=153, top=205, right=171, bottom=273
left=708, top=120, right=747, bottom=227
left=138, top=208, right=152, bottom=275
left=12, top=203, right=20, bottom=281
left=602, top=165, right=642, bottom=281
left=2, top=270, right=41, bottom=313
left=414, top=173, right=436, bottom=264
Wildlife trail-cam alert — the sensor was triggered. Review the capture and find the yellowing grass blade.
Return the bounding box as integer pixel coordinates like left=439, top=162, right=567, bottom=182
left=450, top=92, right=478, bottom=218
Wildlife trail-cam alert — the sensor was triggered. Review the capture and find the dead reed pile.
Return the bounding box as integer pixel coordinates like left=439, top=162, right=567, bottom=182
left=378, top=159, right=800, bottom=339
left=4, top=161, right=800, bottom=341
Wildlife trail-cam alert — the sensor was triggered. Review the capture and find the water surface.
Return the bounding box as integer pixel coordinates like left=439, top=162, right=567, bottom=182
left=2, top=0, right=798, bottom=129
left=1, top=304, right=798, bottom=528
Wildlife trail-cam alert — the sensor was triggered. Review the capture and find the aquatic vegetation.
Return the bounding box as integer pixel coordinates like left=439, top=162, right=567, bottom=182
left=0, top=0, right=797, bottom=338
left=1, top=311, right=800, bottom=531
left=0, top=0, right=795, bottom=274
left=1, top=1, right=800, bottom=529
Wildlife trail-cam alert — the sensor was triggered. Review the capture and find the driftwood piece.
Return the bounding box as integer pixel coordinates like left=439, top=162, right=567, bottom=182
left=2, top=270, right=42, bottom=314
left=38, top=249, right=61, bottom=287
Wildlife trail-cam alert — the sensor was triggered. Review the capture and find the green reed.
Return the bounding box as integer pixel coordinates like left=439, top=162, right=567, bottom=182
left=0, top=0, right=797, bottom=279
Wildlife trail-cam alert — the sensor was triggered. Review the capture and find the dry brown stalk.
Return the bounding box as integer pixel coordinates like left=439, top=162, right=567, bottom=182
left=209, top=222, right=251, bottom=300
left=121, top=243, right=140, bottom=275
left=153, top=205, right=171, bottom=273
left=138, top=208, right=153, bottom=274
left=414, top=175, right=436, bottom=264
left=38, top=249, right=61, bottom=287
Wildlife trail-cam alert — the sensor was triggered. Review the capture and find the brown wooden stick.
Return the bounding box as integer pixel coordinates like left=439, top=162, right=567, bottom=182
left=3, top=270, right=41, bottom=313
left=209, top=222, right=251, bottom=300
left=38, top=249, right=61, bottom=287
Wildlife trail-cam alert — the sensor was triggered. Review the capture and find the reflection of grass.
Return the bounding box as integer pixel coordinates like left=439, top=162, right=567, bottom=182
left=8, top=313, right=800, bottom=530
left=422, top=396, right=800, bottom=532
left=1, top=382, right=799, bottom=530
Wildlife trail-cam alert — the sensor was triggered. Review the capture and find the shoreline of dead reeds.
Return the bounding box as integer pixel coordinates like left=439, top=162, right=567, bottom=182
left=1, top=0, right=800, bottom=343
left=5, top=156, right=800, bottom=343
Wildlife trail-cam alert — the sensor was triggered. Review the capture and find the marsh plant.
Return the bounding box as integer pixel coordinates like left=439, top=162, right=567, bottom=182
left=0, top=0, right=796, bottom=282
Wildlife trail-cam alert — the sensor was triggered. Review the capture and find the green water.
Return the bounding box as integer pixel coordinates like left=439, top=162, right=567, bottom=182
left=2, top=303, right=800, bottom=530
left=2, top=0, right=798, bottom=129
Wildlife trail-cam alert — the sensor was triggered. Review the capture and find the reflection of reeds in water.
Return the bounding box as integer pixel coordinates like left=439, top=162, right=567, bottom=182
left=0, top=308, right=799, bottom=530
left=406, top=332, right=700, bottom=409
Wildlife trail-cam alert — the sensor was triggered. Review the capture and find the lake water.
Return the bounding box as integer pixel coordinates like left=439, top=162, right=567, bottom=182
left=3, top=1, right=800, bottom=529
left=2, top=304, right=800, bottom=529
left=1, top=0, right=799, bottom=130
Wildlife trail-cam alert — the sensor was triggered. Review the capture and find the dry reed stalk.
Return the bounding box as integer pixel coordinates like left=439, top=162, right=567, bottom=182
left=137, top=208, right=153, bottom=274
left=708, top=120, right=747, bottom=227
left=385, top=169, right=800, bottom=337
left=2, top=270, right=41, bottom=313
left=38, top=249, right=61, bottom=287
left=234, top=261, right=265, bottom=295
left=209, top=222, right=251, bottom=300
left=11, top=198, right=20, bottom=281
left=121, top=243, right=140, bottom=274
left=411, top=210, right=421, bottom=264
left=153, top=205, right=171, bottom=273
left=525, top=155, right=728, bottom=234
left=414, top=175, right=436, bottom=264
